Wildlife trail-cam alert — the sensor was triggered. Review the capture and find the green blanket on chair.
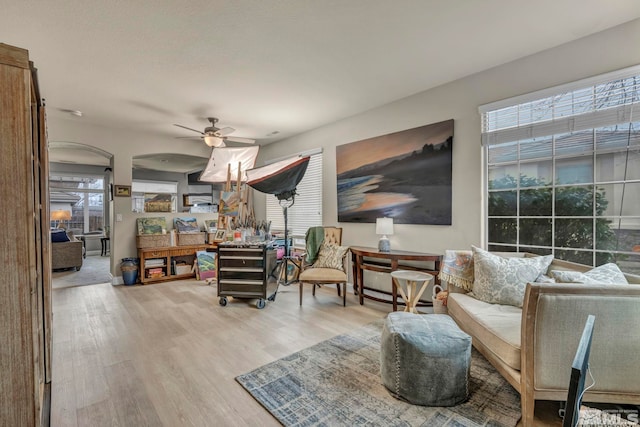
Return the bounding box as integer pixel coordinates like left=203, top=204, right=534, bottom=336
left=305, top=227, right=325, bottom=264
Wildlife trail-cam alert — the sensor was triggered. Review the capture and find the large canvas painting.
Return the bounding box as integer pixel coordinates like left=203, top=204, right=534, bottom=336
left=336, top=119, right=453, bottom=225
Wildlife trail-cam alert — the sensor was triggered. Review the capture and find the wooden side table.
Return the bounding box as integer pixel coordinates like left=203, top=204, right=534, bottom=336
left=100, top=237, right=110, bottom=256
left=391, top=270, right=434, bottom=313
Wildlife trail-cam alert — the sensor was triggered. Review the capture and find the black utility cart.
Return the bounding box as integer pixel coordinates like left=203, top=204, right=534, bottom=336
left=217, top=243, right=277, bottom=309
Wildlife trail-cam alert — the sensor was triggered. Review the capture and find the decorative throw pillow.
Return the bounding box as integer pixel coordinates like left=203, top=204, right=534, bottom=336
left=51, top=229, right=70, bottom=243
left=471, top=246, right=554, bottom=307
left=313, top=243, right=348, bottom=270
left=550, top=263, right=628, bottom=285
left=534, top=274, right=556, bottom=283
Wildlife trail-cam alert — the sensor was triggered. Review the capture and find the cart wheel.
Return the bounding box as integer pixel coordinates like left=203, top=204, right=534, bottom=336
left=219, top=297, right=228, bottom=306
left=256, top=298, right=266, bottom=309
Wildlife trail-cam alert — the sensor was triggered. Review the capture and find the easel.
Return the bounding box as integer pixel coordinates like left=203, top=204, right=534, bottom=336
left=217, top=162, right=253, bottom=237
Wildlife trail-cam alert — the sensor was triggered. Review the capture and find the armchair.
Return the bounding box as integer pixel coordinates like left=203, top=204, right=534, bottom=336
left=298, top=226, right=349, bottom=306
left=51, top=229, right=83, bottom=271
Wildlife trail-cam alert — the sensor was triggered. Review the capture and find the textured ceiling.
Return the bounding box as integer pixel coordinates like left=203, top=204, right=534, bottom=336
left=3, top=0, right=640, bottom=171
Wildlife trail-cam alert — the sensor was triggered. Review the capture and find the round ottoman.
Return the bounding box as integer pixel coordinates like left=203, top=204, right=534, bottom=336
left=380, top=312, right=471, bottom=406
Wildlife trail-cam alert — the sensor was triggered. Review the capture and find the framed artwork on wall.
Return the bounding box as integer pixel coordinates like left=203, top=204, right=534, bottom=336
left=114, top=184, right=131, bottom=197
left=336, top=119, right=453, bottom=225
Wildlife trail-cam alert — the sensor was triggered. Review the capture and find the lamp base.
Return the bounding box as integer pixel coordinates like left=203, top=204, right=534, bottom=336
left=378, top=236, right=390, bottom=252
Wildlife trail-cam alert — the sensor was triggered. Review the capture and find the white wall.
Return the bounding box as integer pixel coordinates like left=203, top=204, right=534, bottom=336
left=255, top=18, right=640, bottom=256
left=47, top=18, right=640, bottom=281
left=47, top=120, right=212, bottom=280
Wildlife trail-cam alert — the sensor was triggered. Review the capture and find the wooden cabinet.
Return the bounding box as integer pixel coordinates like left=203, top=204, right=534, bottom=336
left=138, top=244, right=213, bottom=284
left=217, top=244, right=277, bottom=309
left=0, top=43, right=51, bottom=426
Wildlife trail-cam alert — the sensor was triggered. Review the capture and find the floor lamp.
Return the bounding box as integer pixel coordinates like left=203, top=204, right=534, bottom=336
left=268, top=191, right=299, bottom=301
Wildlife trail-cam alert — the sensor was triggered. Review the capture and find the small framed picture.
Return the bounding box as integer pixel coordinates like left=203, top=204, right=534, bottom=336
left=214, top=229, right=226, bottom=242
left=114, top=185, right=132, bottom=197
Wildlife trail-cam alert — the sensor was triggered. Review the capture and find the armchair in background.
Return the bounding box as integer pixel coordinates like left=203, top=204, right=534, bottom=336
left=298, top=226, right=349, bottom=306
left=51, top=229, right=83, bottom=271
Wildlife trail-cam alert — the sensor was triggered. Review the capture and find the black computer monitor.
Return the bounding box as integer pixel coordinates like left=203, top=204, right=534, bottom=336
left=563, top=314, right=596, bottom=427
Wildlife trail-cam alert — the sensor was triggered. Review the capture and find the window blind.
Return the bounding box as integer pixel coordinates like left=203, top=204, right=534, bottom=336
left=266, top=150, right=323, bottom=235
left=480, top=65, right=640, bottom=146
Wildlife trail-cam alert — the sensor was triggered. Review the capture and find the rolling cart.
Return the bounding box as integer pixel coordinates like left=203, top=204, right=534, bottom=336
left=217, top=243, right=277, bottom=309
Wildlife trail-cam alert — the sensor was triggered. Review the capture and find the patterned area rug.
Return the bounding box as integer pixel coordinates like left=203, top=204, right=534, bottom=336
left=237, top=319, right=521, bottom=426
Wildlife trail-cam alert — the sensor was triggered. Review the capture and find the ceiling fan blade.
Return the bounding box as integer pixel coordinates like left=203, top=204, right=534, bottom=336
left=225, top=136, right=255, bottom=144
left=215, top=126, right=235, bottom=137
left=173, top=123, right=205, bottom=135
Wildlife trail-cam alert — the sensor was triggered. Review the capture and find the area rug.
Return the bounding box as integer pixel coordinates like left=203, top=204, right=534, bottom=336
left=52, top=255, right=112, bottom=288
left=236, top=319, right=521, bottom=426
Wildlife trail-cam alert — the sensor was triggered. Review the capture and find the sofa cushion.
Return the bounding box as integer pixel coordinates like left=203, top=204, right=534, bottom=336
left=471, top=246, right=553, bottom=307
left=51, top=229, right=70, bottom=242
left=448, top=292, right=522, bottom=371
left=550, top=263, right=629, bottom=285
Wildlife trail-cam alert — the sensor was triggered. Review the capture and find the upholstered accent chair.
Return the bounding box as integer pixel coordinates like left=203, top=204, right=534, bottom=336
left=298, top=226, right=349, bottom=306
left=51, top=229, right=84, bottom=271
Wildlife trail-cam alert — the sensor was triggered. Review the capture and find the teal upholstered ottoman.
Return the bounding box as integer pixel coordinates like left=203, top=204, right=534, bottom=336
left=380, top=312, right=471, bottom=406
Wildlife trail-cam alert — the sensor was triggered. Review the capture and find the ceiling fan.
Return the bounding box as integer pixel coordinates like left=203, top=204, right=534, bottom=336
left=174, top=117, right=256, bottom=147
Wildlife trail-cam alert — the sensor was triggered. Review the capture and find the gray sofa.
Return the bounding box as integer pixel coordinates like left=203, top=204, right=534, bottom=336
left=443, top=253, right=640, bottom=426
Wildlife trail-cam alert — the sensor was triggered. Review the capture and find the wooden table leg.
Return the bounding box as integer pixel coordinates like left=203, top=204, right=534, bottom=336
left=357, top=255, right=365, bottom=305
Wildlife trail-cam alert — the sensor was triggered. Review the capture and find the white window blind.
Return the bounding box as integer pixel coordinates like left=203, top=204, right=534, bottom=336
left=480, top=65, right=640, bottom=146
left=266, top=150, right=323, bottom=235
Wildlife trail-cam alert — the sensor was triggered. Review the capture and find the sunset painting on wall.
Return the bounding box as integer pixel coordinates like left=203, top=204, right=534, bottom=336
left=336, top=119, right=453, bottom=225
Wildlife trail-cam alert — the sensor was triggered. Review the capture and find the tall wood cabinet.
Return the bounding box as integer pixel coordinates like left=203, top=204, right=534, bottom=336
left=0, top=43, right=51, bottom=426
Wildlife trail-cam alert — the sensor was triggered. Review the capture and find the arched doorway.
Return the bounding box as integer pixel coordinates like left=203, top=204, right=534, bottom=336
left=49, top=141, right=114, bottom=288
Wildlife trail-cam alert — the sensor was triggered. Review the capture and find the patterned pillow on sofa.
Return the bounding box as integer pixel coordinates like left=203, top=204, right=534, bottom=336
left=471, top=246, right=553, bottom=308
left=550, top=263, right=628, bottom=285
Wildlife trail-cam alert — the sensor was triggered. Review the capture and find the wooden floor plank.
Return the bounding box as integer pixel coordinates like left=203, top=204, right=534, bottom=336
left=50, top=279, right=561, bottom=425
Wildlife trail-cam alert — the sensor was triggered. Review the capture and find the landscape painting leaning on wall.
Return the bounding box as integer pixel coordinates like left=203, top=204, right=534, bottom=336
left=337, top=119, right=453, bottom=225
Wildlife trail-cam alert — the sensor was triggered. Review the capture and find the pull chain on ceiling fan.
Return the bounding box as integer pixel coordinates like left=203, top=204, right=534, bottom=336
left=174, top=117, right=256, bottom=147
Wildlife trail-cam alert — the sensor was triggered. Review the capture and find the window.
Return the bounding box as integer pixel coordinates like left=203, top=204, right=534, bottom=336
left=131, top=180, right=178, bottom=213
left=50, top=174, right=105, bottom=234
left=481, top=66, right=640, bottom=274
left=266, top=149, right=323, bottom=236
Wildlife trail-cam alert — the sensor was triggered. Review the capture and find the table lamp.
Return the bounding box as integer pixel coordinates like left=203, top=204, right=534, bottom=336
left=376, top=217, right=394, bottom=252
left=51, top=209, right=71, bottom=228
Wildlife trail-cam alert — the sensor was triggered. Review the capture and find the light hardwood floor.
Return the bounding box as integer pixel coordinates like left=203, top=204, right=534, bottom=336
left=50, top=280, right=562, bottom=426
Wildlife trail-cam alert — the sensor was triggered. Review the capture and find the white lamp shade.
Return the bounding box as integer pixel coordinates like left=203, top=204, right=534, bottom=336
left=376, top=217, right=394, bottom=235
left=203, top=135, right=225, bottom=147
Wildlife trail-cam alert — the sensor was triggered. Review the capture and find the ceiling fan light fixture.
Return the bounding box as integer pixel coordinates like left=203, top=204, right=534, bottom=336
left=203, top=135, right=224, bottom=147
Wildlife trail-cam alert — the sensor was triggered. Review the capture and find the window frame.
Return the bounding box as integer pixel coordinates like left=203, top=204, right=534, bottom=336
left=49, top=173, right=106, bottom=234
left=481, top=66, right=640, bottom=272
